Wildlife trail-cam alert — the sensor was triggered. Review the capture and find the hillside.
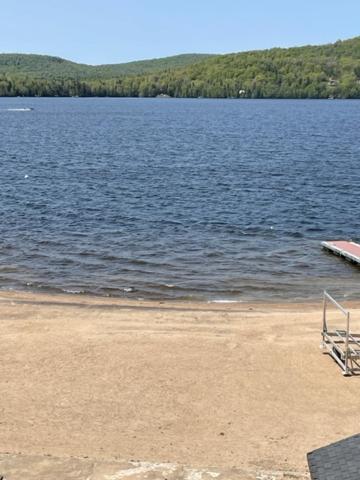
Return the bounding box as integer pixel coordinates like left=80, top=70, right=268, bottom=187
left=0, top=53, right=215, bottom=79
left=145, top=36, right=360, bottom=98
left=0, top=37, right=360, bottom=98
left=93, top=54, right=216, bottom=76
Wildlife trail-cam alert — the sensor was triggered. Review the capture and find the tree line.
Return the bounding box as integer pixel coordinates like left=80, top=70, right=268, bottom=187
left=1, top=37, right=360, bottom=98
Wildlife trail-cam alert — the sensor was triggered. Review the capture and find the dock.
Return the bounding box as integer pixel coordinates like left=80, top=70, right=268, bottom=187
left=321, top=240, right=360, bottom=265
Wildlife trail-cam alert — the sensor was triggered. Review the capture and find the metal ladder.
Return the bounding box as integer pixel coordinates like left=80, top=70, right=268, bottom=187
left=321, top=291, right=360, bottom=376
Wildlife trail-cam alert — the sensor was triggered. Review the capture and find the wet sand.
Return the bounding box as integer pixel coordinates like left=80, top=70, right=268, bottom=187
left=0, top=291, right=359, bottom=478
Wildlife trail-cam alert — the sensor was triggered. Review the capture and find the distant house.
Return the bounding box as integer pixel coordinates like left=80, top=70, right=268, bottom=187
left=328, top=78, right=338, bottom=87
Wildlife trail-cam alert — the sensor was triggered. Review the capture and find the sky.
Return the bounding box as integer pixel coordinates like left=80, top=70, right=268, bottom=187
left=1, top=0, right=359, bottom=65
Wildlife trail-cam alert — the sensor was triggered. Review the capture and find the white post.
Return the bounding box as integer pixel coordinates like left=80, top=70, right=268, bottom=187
left=344, top=312, right=350, bottom=376
left=321, top=291, right=327, bottom=349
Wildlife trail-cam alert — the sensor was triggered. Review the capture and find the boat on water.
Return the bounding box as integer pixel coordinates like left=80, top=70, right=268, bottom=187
left=6, top=107, right=34, bottom=112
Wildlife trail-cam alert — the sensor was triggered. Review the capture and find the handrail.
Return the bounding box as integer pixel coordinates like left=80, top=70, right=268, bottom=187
left=322, top=290, right=351, bottom=376
left=323, top=290, right=349, bottom=316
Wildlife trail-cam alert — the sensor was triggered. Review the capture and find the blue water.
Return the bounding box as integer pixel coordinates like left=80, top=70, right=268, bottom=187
left=0, top=97, right=359, bottom=302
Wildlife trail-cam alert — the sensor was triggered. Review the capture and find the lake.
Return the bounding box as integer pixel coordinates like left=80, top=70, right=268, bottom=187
left=0, top=97, right=359, bottom=301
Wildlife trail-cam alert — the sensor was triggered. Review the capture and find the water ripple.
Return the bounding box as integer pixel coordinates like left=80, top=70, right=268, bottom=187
left=0, top=98, right=359, bottom=301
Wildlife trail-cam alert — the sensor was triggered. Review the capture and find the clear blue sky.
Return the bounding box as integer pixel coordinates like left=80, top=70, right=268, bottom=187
left=1, top=0, right=359, bottom=65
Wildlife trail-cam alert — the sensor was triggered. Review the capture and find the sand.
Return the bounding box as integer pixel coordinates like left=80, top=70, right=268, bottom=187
left=0, top=291, right=360, bottom=479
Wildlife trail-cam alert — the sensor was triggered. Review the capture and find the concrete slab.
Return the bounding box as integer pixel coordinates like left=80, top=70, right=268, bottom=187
left=0, top=454, right=308, bottom=480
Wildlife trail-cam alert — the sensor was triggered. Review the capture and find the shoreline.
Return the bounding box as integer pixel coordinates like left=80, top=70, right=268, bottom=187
left=1, top=286, right=359, bottom=309
left=2, top=95, right=360, bottom=100
left=1, top=290, right=360, bottom=477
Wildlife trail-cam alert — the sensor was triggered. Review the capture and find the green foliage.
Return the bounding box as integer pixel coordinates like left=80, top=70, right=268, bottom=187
left=93, top=54, right=215, bottom=76
left=1, top=37, right=360, bottom=98
left=0, top=53, right=214, bottom=78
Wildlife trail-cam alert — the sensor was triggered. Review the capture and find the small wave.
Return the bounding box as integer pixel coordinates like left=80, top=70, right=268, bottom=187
left=62, top=288, right=86, bottom=294
left=206, top=251, right=223, bottom=258
left=100, top=254, right=121, bottom=261
left=123, top=287, right=135, bottom=293
left=0, top=265, right=19, bottom=273
left=209, top=299, right=241, bottom=304
left=130, top=259, right=148, bottom=265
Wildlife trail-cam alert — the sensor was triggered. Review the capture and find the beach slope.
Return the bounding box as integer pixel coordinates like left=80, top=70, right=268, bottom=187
left=0, top=292, right=359, bottom=478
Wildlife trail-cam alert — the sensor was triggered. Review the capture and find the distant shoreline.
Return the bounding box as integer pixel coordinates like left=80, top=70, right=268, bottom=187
left=1, top=95, right=360, bottom=100
left=1, top=37, right=360, bottom=99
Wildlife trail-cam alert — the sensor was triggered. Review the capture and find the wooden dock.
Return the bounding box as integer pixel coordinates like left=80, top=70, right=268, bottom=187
left=321, top=240, right=360, bottom=266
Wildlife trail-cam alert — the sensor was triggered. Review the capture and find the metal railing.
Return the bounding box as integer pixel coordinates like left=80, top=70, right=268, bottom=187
left=321, top=290, right=353, bottom=376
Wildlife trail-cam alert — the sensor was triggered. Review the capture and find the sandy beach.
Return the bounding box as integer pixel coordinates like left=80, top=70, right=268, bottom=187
left=1, top=291, right=360, bottom=479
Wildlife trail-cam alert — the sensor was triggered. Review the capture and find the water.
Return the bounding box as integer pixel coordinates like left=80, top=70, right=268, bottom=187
left=0, top=97, right=359, bottom=302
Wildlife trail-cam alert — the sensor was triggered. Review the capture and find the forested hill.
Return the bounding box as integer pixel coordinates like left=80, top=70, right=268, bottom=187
left=1, top=37, right=360, bottom=98
left=0, top=53, right=214, bottom=78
